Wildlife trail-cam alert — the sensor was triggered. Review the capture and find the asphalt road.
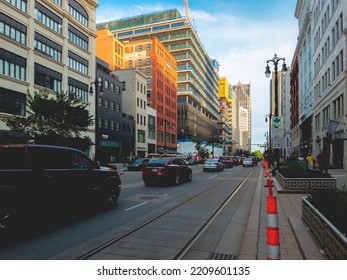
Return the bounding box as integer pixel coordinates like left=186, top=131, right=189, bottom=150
left=0, top=164, right=257, bottom=259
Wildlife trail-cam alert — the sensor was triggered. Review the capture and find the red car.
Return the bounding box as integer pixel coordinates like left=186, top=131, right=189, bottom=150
left=142, top=157, right=192, bottom=186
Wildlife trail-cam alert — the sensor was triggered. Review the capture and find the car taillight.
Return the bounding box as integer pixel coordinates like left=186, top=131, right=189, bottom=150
left=226, top=159, right=231, bottom=162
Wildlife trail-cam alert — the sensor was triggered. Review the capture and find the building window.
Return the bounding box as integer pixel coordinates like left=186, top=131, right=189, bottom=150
left=34, top=1, right=62, bottom=34
left=34, top=63, right=62, bottom=91
left=0, top=89, right=26, bottom=116
left=104, top=99, right=109, bottom=109
left=116, top=86, right=120, bottom=94
left=68, top=24, right=88, bottom=51
left=34, top=32, right=62, bottom=62
left=116, top=121, right=120, bottom=131
left=116, top=103, right=120, bottom=112
left=68, top=77, right=88, bottom=101
left=138, top=130, right=145, bottom=143
left=68, top=51, right=88, bottom=74
left=0, top=49, right=26, bottom=81
left=68, top=1, right=88, bottom=26
left=0, top=13, right=27, bottom=45
left=104, top=80, right=109, bottom=90
left=5, top=0, right=27, bottom=12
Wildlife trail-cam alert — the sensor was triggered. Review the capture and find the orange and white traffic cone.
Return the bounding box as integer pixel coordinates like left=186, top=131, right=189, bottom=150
left=266, top=192, right=280, bottom=260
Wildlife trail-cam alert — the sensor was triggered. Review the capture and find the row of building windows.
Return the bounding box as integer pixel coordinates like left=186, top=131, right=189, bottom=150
left=98, top=97, right=121, bottom=112
left=0, top=20, right=26, bottom=45
left=314, top=50, right=344, bottom=99
left=136, top=114, right=146, bottom=126
left=34, top=5, right=63, bottom=34
left=5, top=0, right=27, bottom=13
left=0, top=58, right=26, bottom=81
left=137, top=97, right=146, bottom=109
left=314, top=11, right=343, bottom=52
left=35, top=37, right=62, bottom=63
left=0, top=92, right=25, bottom=116
left=97, top=118, right=135, bottom=134
left=68, top=55, right=88, bottom=75
left=117, top=22, right=185, bottom=38
left=314, top=94, right=344, bottom=132
left=68, top=5, right=88, bottom=26
left=68, top=28, right=88, bottom=51
left=102, top=79, right=121, bottom=95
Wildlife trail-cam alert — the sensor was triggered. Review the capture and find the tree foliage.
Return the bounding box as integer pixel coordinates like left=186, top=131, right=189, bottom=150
left=3, top=90, right=93, bottom=148
left=192, top=136, right=209, bottom=159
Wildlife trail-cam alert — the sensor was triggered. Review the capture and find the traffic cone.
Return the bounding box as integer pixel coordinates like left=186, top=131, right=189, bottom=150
left=266, top=195, right=280, bottom=260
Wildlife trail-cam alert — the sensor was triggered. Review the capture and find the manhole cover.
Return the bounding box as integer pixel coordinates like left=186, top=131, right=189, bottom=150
left=140, top=195, right=158, bottom=200
left=208, top=252, right=238, bottom=260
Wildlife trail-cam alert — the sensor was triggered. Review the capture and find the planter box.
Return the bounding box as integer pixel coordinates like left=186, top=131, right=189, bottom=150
left=276, top=171, right=336, bottom=192
left=302, top=196, right=347, bottom=260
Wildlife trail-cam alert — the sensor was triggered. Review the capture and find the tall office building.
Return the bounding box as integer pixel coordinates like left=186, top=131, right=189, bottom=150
left=97, top=9, right=220, bottom=142
left=0, top=0, right=97, bottom=155
left=232, top=82, right=251, bottom=152
left=123, top=36, right=177, bottom=153
left=294, top=0, right=346, bottom=168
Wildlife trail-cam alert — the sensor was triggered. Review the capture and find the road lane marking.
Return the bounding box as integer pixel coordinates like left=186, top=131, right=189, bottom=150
left=209, top=175, right=218, bottom=179
left=124, top=201, right=148, bottom=211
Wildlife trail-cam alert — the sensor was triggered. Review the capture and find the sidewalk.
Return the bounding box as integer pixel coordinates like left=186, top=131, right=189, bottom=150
left=238, top=166, right=346, bottom=260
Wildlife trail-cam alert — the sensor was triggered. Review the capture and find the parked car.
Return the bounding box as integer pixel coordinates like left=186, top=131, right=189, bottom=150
left=243, top=157, right=254, bottom=167
left=218, top=156, right=233, bottom=168
left=203, top=159, right=224, bottom=172
left=142, top=157, right=192, bottom=186
left=0, top=144, right=121, bottom=233
left=127, top=158, right=150, bottom=171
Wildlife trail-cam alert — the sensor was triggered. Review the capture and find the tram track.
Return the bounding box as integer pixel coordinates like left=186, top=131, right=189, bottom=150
left=77, top=168, right=255, bottom=260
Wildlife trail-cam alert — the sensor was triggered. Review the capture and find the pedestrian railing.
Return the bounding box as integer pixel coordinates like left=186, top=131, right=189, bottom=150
left=302, top=196, right=347, bottom=260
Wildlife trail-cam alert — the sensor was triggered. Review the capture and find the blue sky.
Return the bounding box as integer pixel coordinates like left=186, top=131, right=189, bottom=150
left=96, top=0, right=298, bottom=151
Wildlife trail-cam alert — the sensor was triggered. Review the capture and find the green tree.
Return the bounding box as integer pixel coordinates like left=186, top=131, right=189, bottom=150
left=3, top=90, right=93, bottom=149
left=192, top=136, right=209, bottom=159
left=253, top=150, right=263, bottom=159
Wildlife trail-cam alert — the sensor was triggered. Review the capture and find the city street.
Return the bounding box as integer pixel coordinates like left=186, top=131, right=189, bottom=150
left=0, top=164, right=259, bottom=259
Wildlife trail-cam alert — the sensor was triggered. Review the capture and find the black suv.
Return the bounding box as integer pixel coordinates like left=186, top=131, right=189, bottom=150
left=0, top=144, right=121, bottom=232
left=218, top=156, right=233, bottom=168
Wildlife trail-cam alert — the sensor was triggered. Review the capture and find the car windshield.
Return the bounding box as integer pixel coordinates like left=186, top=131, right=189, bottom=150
left=134, top=159, right=145, bottom=163
left=148, top=158, right=171, bottom=164
left=206, top=159, right=218, bottom=163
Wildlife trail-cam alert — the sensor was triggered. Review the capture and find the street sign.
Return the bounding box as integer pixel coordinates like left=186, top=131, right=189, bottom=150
left=272, top=138, right=281, bottom=148
left=272, top=116, right=281, bottom=128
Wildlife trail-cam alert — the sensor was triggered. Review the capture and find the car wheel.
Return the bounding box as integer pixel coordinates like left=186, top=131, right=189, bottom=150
left=187, top=170, right=192, bottom=181
left=102, top=181, right=120, bottom=209
left=174, top=173, right=181, bottom=185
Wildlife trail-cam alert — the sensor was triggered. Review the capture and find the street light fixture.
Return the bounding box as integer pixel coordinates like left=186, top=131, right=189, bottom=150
left=265, top=53, right=287, bottom=169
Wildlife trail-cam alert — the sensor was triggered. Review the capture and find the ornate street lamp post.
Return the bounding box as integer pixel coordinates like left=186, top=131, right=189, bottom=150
left=89, top=78, right=103, bottom=161
left=265, top=54, right=287, bottom=169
